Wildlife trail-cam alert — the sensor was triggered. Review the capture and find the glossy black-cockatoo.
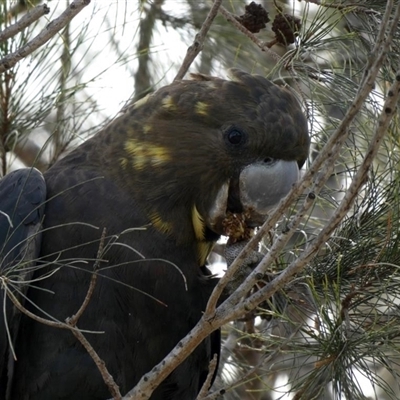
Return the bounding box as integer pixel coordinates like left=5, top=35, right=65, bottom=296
left=0, top=69, right=309, bottom=400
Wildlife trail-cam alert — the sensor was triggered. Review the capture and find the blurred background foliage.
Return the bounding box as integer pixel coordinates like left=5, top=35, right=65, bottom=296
left=1, top=0, right=400, bottom=399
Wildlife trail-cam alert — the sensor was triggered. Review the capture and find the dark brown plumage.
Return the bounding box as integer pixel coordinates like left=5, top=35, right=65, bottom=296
left=0, top=69, right=309, bottom=400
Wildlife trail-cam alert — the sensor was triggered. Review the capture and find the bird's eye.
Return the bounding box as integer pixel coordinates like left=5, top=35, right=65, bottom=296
left=226, top=127, right=246, bottom=146
left=263, top=157, right=276, bottom=165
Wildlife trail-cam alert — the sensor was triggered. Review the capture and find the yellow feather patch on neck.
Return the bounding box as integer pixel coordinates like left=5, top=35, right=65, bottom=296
left=192, top=205, right=215, bottom=265
left=197, top=241, right=215, bottom=266
left=150, top=212, right=173, bottom=235
left=192, top=205, right=205, bottom=241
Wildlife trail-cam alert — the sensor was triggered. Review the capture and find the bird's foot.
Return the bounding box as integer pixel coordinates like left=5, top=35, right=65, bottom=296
left=223, top=240, right=263, bottom=294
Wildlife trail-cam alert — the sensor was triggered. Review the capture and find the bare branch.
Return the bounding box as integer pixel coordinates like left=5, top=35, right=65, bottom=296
left=0, top=0, right=91, bottom=74
left=63, top=228, right=122, bottom=399
left=0, top=4, right=50, bottom=43
left=121, top=317, right=216, bottom=400
left=69, top=327, right=122, bottom=400
left=67, top=228, right=106, bottom=326
left=174, top=0, right=223, bottom=81
left=196, top=354, right=219, bottom=399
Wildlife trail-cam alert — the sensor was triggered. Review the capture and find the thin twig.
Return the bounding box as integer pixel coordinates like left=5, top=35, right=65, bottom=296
left=196, top=354, right=219, bottom=399
left=174, top=0, right=223, bottom=81
left=69, top=327, right=122, bottom=400
left=202, top=324, right=303, bottom=399
left=0, top=4, right=50, bottom=43
left=67, top=228, right=106, bottom=326
left=0, top=0, right=91, bottom=74
left=1, top=228, right=107, bottom=334
left=2, top=228, right=120, bottom=398
left=64, top=228, right=121, bottom=399
left=2, top=280, right=79, bottom=330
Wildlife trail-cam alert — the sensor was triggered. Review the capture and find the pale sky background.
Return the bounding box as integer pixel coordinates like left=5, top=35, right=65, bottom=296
left=72, top=1, right=192, bottom=119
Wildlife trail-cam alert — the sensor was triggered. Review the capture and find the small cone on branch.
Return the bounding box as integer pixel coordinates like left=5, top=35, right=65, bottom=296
left=272, top=13, right=301, bottom=45
left=236, top=2, right=270, bottom=33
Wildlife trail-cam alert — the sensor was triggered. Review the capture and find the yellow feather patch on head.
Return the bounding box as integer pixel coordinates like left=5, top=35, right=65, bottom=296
left=192, top=205, right=205, bottom=241
left=150, top=212, right=173, bottom=235
left=124, top=138, right=171, bottom=170
left=191, top=205, right=217, bottom=265
left=162, top=95, right=177, bottom=111
left=195, top=101, right=208, bottom=116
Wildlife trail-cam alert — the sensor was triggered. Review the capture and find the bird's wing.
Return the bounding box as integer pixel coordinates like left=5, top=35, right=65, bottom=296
left=0, top=168, right=46, bottom=400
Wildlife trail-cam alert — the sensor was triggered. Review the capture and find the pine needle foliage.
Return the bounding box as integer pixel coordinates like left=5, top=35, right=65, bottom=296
left=2, top=1, right=400, bottom=399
